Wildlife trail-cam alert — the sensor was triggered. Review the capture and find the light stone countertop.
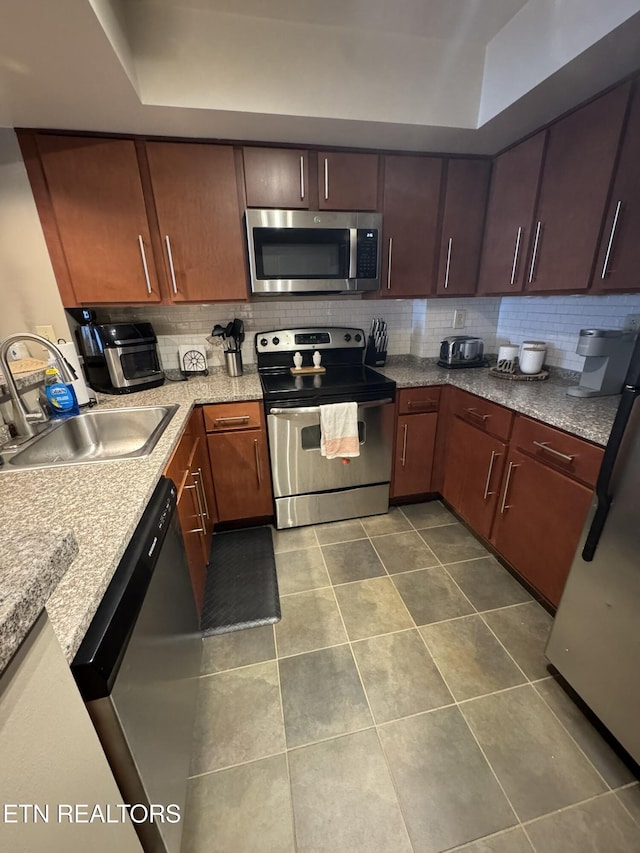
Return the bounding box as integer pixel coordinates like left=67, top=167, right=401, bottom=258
left=0, top=360, right=619, bottom=675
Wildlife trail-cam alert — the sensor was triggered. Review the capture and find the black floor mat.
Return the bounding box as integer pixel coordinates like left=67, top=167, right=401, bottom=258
left=201, top=526, right=281, bottom=636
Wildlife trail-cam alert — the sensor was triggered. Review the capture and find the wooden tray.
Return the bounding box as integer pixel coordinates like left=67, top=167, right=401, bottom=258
left=489, top=367, right=549, bottom=382
left=290, top=366, right=326, bottom=375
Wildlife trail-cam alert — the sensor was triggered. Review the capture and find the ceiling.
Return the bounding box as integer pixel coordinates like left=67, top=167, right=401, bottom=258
left=1, top=0, right=639, bottom=154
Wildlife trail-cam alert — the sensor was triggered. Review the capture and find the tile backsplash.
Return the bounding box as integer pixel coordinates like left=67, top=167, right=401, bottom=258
left=105, top=292, right=640, bottom=372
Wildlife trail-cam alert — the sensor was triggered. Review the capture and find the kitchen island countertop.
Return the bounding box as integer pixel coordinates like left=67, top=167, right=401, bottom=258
left=0, top=360, right=619, bottom=675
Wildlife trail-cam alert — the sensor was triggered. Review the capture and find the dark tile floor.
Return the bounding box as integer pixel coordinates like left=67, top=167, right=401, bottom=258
left=181, top=502, right=640, bottom=853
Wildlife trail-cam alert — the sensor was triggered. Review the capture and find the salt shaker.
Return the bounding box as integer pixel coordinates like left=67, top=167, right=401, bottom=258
left=293, top=351, right=303, bottom=369
left=313, top=350, right=322, bottom=368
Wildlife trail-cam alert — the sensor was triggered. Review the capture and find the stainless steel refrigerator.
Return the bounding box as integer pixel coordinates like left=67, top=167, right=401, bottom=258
left=546, top=341, right=640, bottom=764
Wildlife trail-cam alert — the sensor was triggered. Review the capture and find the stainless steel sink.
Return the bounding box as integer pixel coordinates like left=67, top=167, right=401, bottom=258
left=2, top=405, right=178, bottom=471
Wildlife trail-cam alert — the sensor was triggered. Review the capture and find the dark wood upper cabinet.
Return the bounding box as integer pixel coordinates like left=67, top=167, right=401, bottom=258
left=525, top=83, right=631, bottom=293
left=477, top=132, right=546, bottom=295
left=145, top=142, right=248, bottom=302
left=31, top=135, right=162, bottom=305
left=592, top=83, right=640, bottom=292
left=436, top=159, right=491, bottom=296
left=379, top=155, right=443, bottom=298
left=317, top=151, right=379, bottom=211
left=243, top=147, right=310, bottom=209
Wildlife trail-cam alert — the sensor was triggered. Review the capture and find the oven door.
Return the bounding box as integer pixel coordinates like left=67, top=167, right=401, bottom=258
left=267, top=399, right=394, bottom=498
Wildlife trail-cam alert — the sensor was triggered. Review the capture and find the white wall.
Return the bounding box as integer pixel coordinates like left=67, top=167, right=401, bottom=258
left=497, top=294, right=640, bottom=371
left=0, top=128, right=70, bottom=344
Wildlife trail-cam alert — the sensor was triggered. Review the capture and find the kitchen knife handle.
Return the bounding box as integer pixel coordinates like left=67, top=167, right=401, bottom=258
left=300, top=155, right=305, bottom=201
left=165, top=235, right=179, bottom=294
left=500, top=462, right=519, bottom=513
left=528, top=221, right=542, bottom=283
left=387, top=238, right=393, bottom=289
left=601, top=200, right=622, bottom=279
left=401, top=423, right=408, bottom=467
left=510, top=226, right=522, bottom=286
left=137, top=235, right=152, bottom=294
left=483, top=451, right=501, bottom=499
left=443, top=238, right=452, bottom=289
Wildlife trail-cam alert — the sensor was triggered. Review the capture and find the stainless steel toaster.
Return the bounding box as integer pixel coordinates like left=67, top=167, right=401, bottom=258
left=438, top=336, right=486, bottom=368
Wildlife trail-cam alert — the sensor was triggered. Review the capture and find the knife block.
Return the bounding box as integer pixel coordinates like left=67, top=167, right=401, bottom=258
left=364, top=338, right=387, bottom=367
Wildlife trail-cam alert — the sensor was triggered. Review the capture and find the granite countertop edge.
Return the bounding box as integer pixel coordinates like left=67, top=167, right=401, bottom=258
left=0, top=360, right=618, bottom=675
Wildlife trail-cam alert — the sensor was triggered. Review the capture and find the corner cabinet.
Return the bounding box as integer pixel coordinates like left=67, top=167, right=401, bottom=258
left=436, top=159, right=491, bottom=295
left=379, top=155, right=444, bottom=298
left=203, top=401, right=274, bottom=522
left=144, top=142, right=248, bottom=302
left=19, top=134, right=162, bottom=305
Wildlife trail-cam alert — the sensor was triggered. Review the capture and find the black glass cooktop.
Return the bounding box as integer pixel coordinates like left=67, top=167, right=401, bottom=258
left=260, top=365, right=396, bottom=406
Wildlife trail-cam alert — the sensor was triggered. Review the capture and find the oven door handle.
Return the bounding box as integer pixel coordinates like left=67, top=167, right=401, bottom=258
left=268, top=398, right=393, bottom=416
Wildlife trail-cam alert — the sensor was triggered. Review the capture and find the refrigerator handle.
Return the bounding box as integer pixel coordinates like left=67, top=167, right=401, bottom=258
left=582, top=387, right=639, bottom=561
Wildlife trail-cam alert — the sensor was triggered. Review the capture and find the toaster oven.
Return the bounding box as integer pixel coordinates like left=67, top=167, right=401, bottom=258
left=438, top=336, right=487, bottom=369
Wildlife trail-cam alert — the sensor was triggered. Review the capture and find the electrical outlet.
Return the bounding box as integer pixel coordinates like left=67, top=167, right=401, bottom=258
left=453, top=309, right=466, bottom=329
left=35, top=325, right=56, bottom=342
left=624, top=315, right=640, bottom=332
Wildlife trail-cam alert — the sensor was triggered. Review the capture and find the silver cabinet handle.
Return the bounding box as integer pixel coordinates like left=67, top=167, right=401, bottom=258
left=510, top=226, right=522, bottom=286
left=443, top=237, right=452, bottom=289
left=532, top=440, right=574, bottom=464
left=196, top=466, right=210, bottom=520
left=464, top=407, right=490, bottom=422
left=184, top=482, right=205, bottom=533
left=214, top=415, right=250, bottom=425
left=401, top=423, right=408, bottom=467
left=324, top=157, right=329, bottom=201
left=254, top=439, right=262, bottom=486
left=387, top=237, right=393, bottom=290
left=483, top=451, right=501, bottom=499
left=137, top=235, right=152, bottom=294
left=300, top=155, right=305, bottom=201
left=500, top=462, right=519, bottom=514
left=601, top=200, right=622, bottom=279
left=165, top=235, right=178, bottom=294
left=190, top=473, right=206, bottom=527
left=528, top=221, right=542, bottom=283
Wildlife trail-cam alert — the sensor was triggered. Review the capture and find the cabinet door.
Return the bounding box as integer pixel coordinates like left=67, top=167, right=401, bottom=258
left=443, top=416, right=507, bottom=540
left=208, top=430, right=273, bottom=521
left=392, top=413, right=437, bottom=498
left=317, top=152, right=379, bottom=211
left=380, top=156, right=443, bottom=297
left=593, top=84, right=640, bottom=292
left=491, top=448, right=593, bottom=606
left=526, top=83, right=631, bottom=293
left=243, top=147, right=309, bottom=209
left=145, top=142, right=248, bottom=302
left=477, top=132, right=546, bottom=295
left=436, top=159, right=491, bottom=295
left=35, top=135, right=161, bottom=304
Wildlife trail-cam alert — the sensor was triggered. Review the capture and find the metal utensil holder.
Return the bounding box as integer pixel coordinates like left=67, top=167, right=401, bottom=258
left=224, top=350, right=243, bottom=377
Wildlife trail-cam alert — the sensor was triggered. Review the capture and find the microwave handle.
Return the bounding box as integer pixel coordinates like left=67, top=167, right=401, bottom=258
left=349, top=228, right=358, bottom=279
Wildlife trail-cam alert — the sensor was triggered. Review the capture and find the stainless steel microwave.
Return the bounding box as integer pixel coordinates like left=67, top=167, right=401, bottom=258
left=245, top=209, right=382, bottom=295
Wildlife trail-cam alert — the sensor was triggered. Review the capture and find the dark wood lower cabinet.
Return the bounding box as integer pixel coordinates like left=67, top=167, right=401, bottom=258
left=207, top=429, right=273, bottom=521
left=392, top=413, right=438, bottom=498
left=443, top=416, right=507, bottom=540
left=490, top=448, right=594, bottom=607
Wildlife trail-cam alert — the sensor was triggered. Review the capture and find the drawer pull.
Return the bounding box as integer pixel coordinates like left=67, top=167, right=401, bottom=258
left=401, top=423, right=408, bottom=467
left=483, top=451, right=501, bottom=500
left=464, top=407, right=490, bottom=423
left=184, top=482, right=205, bottom=532
left=533, top=440, right=574, bottom=464
left=500, top=462, right=519, bottom=513
left=408, top=399, right=436, bottom=410
left=214, top=415, right=250, bottom=426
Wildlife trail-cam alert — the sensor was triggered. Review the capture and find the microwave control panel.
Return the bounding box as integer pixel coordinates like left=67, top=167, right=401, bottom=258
left=356, top=230, right=379, bottom=279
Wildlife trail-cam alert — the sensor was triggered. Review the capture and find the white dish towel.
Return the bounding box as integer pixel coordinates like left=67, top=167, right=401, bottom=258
left=320, top=402, right=360, bottom=459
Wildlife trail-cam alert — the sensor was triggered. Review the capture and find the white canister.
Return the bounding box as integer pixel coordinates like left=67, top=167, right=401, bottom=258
left=519, top=345, right=546, bottom=375
left=496, top=344, right=519, bottom=373
left=519, top=340, right=546, bottom=360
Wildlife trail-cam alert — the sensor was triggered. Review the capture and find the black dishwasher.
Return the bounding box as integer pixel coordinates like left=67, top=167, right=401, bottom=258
left=72, top=476, right=202, bottom=853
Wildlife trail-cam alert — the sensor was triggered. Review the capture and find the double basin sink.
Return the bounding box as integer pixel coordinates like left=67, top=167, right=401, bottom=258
left=0, top=405, right=178, bottom=471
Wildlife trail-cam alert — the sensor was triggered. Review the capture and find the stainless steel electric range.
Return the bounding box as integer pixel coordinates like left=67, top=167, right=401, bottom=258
left=256, top=327, right=396, bottom=529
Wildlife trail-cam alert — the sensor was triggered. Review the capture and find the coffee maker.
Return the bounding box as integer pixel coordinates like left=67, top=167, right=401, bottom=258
left=567, top=329, right=637, bottom=397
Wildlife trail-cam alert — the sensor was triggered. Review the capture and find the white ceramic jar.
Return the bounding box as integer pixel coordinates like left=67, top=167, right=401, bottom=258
left=519, top=345, right=546, bottom=374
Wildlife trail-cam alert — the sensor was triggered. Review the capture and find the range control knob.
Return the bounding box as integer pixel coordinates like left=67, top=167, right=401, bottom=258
left=344, top=333, right=352, bottom=342
left=260, top=338, right=268, bottom=347
left=354, top=333, right=362, bottom=342
left=272, top=336, right=280, bottom=346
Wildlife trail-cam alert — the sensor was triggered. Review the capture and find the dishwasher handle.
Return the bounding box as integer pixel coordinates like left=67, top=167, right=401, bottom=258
left=269, top=398, right=393, bottom=415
